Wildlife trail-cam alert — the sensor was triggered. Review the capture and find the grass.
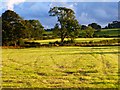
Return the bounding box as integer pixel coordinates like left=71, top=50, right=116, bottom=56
left=95, top=28, right=120, bottom=37
left=2, top=46, right=119, bottom=88
left=43, top=28, right=120, bottom=39
left=31, top=38, right=117, bottom=44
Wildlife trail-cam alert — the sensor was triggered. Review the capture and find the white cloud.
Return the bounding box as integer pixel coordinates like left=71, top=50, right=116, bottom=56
left=49, top=3, right=53, bottom=7
left=2, top=0, right=26, bottom=10
left=49, top=2, right=77, bottom=12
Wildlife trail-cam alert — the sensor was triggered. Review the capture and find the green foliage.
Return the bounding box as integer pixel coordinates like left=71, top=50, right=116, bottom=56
left=83, top=26, right=95, bottom=38
left=106, top=21, right=120, bottom=29
left=29, top=20, right=44, bottom=39
left=2, top=9, right=120, bottom=47
left=2, top=10, right=44, bottom=46
left=88, top=23, right=101, bottom=30
left=52, top=23, right=60, bottom=37
left=81, top=25, right=87, bottom=30
left=66, top=19, right=81, bottom=42
left=2, top=10, right=24, bottom=46
left=17, top=38, right=25, bottom=46
left=24, top=41, right=41, bottom=47
left=49, top=7, right=81, bottom=43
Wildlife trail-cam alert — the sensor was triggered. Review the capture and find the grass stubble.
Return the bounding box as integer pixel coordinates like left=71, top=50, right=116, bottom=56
left=2, top=46, right=119, bottom=88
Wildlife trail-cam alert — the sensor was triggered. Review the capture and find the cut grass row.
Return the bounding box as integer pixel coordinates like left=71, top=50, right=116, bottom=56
left=2, top=46, right=119, bottom=88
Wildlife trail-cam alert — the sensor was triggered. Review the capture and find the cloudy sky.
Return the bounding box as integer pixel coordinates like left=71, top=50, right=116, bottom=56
left=0, top=0, right=119, bottom=29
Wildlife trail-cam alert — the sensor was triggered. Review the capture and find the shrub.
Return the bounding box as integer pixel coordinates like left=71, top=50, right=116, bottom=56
left=17, top=38, right=25, bottom=46
left=24, top=42, right=40, bottom=47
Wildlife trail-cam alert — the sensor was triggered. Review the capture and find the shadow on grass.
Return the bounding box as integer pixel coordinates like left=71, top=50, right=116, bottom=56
left=77, top=51, right=119, bottom=54
left=64, top=70, right=98, bottom=76
left=91, top=47, right=115, bottom=49
left=56, top=51, right=119, bottom=55
left=90, top=81, right=116, bottom=84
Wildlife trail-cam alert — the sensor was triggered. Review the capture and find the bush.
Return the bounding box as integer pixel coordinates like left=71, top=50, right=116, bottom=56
left=24, top=42, right=41, bottom=47
left=17, top=38, right=25, bottom=46
left=93, top=34, right=99, bottom=38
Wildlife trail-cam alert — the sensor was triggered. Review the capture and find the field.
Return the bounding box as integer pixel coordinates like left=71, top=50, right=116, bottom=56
left=95, top=28, right=120, bottom=37
left=30, top=38, right=117, bottom=44
left=44, top=28, right=120, bottom=39
left=2, top=46, right=119, bottom=88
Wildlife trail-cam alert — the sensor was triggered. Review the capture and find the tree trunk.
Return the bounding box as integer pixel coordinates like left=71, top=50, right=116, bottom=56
left=61, top=37, right=64, bottom=43
left=71, top=38, right=74, bottom=43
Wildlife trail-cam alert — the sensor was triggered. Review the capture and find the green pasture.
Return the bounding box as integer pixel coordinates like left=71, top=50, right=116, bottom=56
left=2, top=46, right=119, bottom=88
left=43, top=28, right=120, bottom=38
left=95, top=28, right=120, bottom=37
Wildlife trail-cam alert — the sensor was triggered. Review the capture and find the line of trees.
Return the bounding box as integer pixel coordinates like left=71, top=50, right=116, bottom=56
left=104, top=21, right=120, bottom=29
left=1, top=7, right=91, bottom=46
left=2, top=10, right=44, bottom=46
left=1, top=7, right=119, bottom=46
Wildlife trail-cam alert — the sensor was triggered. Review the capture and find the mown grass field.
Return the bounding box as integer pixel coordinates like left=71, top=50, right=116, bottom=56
left=32, top=38, right=117, bottom=44
left=2, top=46, right=119, bottom=88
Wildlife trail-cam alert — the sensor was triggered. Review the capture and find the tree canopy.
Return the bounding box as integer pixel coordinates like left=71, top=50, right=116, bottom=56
left=49, top=7, right=81, bottom=43
left=107, top=21, right=120, bottom=29
left=2, top=10, right=44, bottom=46
left=1, top=7, right=119, bottom=46
left=88, top=23, right=101, bottom=30
left=83, top=26, right=95, bottom=38
left=2, top=10, right=25, bottom=45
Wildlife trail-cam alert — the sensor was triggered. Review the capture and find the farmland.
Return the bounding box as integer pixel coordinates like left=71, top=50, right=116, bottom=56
left=1, top=3, right=120, bottom=89
left=2, top=46, right=119, bottom=88
left=95, top=28, right=120, bottom=37
left=28, top=38, right=118, bottom=44
left=43, top=28, right=120, bottom=40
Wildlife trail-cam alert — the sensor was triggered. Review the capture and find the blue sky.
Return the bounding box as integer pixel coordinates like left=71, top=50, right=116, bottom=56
left=0, top=1, right=119, bottom=29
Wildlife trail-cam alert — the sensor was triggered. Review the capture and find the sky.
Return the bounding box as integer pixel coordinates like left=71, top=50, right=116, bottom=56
left=0, top=0, right=119, bottom=29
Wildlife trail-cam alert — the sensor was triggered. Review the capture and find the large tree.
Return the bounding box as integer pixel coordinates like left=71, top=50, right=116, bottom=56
left=19, top=20, right=44, bottom=39
left=29, top=20, right=44, bottom=39
left=2, top=10, right=25, bottom=45
left=49, top=7, right=81, bottom=43
left=2, top=10, right=44, bottom=46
